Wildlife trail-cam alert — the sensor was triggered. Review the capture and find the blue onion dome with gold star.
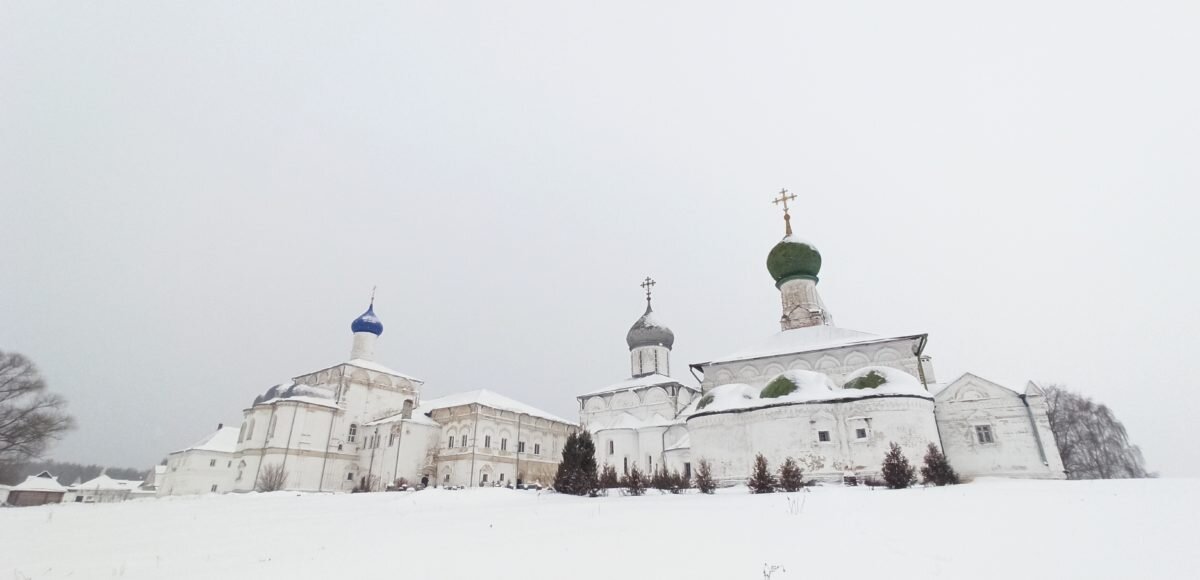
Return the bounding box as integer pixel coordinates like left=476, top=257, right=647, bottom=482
left=766, top=187, right=822, bottom=286
left=351, top=302, right=383, bottom=335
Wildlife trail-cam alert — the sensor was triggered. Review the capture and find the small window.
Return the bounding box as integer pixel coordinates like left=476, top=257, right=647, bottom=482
left=227, top=460, right=232, bottom=467
left=499, top=473, right=505, bottom=481
left=684, top=462, right=692, bottom=479
left=818, top=430, right=831, bottom=442
left=623, top=457, right=629, bottom=475
left=209, top=459, right=216, bottom=467
left=210, top=484, right=218, bottom=492
left=501, top=438, right=508, bottom=451
left=482, top=474, right=489, bottom=483
left=448, top=437, right=454, bottom=449
left=518, top=441, right=526, bottom=453
left=444, top=474, right=450, bottom=483
left=608, top=441, right=614, bottom=454
left=648, top=455, right=653, bottom=470
left=461, top=435, right=468, bottom=448
left=975, top=425, right=995, bottom=444
left=855, top=428, right=868, bottom=439
left=75, top=496, right=83, bottom=503
left=484, top=435, right=491, bottom=448
left=389, top=433, right=398, bottom=446
left=534, top=443, right=541, bottom=455
left=348, top=424, right=358, bottom=443
left=268, top=415, right=278, bottom=438
left=347, top=472, right=354, bottom=481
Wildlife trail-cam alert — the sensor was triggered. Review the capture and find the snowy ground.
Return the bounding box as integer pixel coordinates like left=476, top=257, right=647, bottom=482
left=1, top=478, right=1195, bottom=580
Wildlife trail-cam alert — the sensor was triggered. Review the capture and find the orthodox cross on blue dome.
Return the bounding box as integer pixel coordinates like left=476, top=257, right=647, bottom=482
left=772, top=188, right=797, bottom=236
left=350, top=286, right=384, bottom=336
left=641, top=276, right=656, bottom=306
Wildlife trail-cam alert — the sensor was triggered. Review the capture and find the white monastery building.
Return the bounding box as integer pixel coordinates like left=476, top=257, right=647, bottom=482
left=577, top=191, right=1065, bottom=484
left=161, top=191, right=1065, bottom=495
left=157, top=301, right=577, bottom=496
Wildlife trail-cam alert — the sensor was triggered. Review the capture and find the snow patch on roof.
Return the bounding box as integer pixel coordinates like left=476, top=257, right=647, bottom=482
left=174, top=426, right=240, bottom=454
left=13, top=473, right=67, bottom=493
left=705, top=325, right=886, bottom=364
left=76, top=474, right=143, bottom=491
left=418, top=389, right=575, bottom=425
left=666, top=433, right=691, bottom=451
left=581, top=373, right=692, bottom=397
left=692, top=367, right=930, bottom=416
left=346, top=359, right=422, bottom=382
left=780, top=234, right=818, bottom=251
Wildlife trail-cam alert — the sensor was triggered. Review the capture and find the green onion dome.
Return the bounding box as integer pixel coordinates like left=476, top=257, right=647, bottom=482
left=766, top=235, right=822, bottom=286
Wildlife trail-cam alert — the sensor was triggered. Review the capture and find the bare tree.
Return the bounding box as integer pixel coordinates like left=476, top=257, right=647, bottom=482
left=1044, top=385, right=1151, bottom=479
left=0, top=351, right=75, bottom=482
left=255, top=462, right=288, bottom=492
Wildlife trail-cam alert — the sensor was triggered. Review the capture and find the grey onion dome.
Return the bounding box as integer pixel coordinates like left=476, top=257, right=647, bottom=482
left=625, top=304, right=675, bottom=350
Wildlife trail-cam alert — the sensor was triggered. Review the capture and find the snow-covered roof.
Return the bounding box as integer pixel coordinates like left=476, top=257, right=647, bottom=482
left=418, top=389, right=575, bottom=425
left=697, top=325, right=925, bottom=366
left=75, top=474, right=143, bottom=491
left=345, top=358, right=422, bottom=383
left=13, top=473, right=67, bottom=493
left=665, top=433, right=691, bottom=451
left=173, top=426, right=240, bottom=454
left=690, top=367, right=931, bottom=417
left=580, top=373, right=695, bottom=398
left=263, top=395, right=341, bottom=409
left=364, top=410, right=440, bottom=428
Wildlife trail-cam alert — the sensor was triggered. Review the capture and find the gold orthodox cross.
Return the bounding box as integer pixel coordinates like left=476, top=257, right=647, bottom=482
left=641, top=276, right=656, bottom=304
left=772, top=188, right=797, bottom=235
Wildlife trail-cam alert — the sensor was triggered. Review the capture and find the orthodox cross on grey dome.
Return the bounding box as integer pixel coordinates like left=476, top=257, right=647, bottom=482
left=772, top=187, right=797, bottom=236
left=641, top=276, right=656, bottom=306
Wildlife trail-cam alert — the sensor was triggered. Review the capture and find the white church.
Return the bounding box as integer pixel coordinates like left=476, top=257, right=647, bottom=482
left=577, top=191, right=1066, bottom=484
left=157, top=301, right=578, bottom=496
left=159, top=192, right=1064, bottom=496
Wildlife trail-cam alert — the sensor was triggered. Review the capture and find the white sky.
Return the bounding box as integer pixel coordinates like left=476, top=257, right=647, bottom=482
left=2, top=1, right=1197, bottom=475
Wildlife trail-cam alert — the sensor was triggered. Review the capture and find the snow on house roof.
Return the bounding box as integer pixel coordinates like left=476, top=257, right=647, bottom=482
left=417, top=389, right=575, bottom=425
left=346, top=359, right=422, bottom=383
left=690, top=367, right=931, bottom=417
left=14, top=473, right=67, bottom=493
left=666, top=433, right=691, bottom=451
left=76, top=474, right=142, bottom=491
left=593, top=412, right=644, bottom=431
left=579, top=373, right=695, bottom=398
left=697, top=325, right=925, bottom=367
left=364, top=410, right=440, bottom=428
left=173, top=426, right=240, bottom=454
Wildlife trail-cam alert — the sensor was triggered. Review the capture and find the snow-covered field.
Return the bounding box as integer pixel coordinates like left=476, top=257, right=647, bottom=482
left=2, top=478, right=1195, bottom=580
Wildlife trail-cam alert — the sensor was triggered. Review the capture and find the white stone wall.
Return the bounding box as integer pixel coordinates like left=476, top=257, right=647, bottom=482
left=579, top=383, right=696, bottom=429
left=686, top=396, right=940, bottom=483
left=778, top=278, right=829, bottom=330
left=934, top=375, right=1066, bottom=480
left=429, top=405, right=575, bottom=487
left=630, top=346, right=670, bottom=377
left=157, top=449, right=238, bottom=496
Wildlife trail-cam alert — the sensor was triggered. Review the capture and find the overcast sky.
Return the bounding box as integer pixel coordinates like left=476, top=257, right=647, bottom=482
left=2, top=1, right=1197, bottom=476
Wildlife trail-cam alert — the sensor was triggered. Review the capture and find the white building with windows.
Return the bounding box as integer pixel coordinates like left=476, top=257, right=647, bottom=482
left=579, top=206, right=1066, bottom=484
left=577, top=282, right=699, bottom=480
left=158, top=300, right=575, bottom=496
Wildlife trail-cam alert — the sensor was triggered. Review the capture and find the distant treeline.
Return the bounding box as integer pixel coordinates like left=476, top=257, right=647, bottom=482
left=0, top=459, right=149, bottom=486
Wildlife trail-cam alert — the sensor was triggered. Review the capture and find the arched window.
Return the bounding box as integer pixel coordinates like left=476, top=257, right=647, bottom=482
left=484, top=435, right=491, bottom=448
left=348, top=423, right=358, bottom=443
left=267, top=415, right=277, bottom=438
left=623, top=457, right=629, bottom=475
left=246, top=419, right=255, bottom=441
left=608, top=441, right=614, bottom=455
left=238, top=423, right=246, bottom=443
